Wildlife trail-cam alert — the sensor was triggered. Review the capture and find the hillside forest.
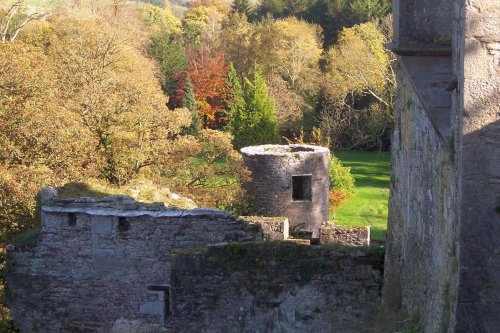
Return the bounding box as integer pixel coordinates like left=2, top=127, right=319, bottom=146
left=0, top=0, right=396, bottom=241
left=0, top=0, right=394, bottom=327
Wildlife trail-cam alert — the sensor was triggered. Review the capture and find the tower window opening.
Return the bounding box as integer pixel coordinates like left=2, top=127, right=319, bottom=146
left=292, top=175, right=312, bottom=201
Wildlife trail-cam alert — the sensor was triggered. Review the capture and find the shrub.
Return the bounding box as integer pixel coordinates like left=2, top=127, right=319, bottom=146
left=329, top=155, right=355, bottom=208
left=0, top=166, right=55, bottom=244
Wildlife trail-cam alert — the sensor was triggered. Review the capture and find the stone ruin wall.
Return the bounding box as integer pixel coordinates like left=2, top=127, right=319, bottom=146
left=5, top=190, right=262, bottom=333
left=6, top=190, right=381, bottom=333
left=169, top=243, right=383, bottom=333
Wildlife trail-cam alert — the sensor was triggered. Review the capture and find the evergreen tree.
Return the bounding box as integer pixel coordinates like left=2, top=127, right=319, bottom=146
left=255, top=0, right=286, bottom=18
left=149, top=32, right=187, bottom=107
left=226, top=64, right=247, bottom=147
left=243, top=65, right=281, bottom=147
left=231, top=0, right=253, bottom=17
left=346, top=0, right=391, bottom=23
left=182, top=77, right=200, bottom=134
left=226, top=64, right=280, bottom=148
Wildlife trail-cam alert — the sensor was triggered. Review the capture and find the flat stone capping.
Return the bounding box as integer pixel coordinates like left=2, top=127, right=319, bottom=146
left=319, top=224, right=370, bottom=247
left=241, top=144, right=330, bottom=156
left=42, top=205, right=233, bottom=218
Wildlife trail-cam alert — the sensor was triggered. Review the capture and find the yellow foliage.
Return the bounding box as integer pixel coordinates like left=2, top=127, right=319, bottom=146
left=254, top=17, right=323, bottom=94
left=40, top=14, right=191, bottom=185
left=139, top=2, right=182, bottom=35
left=325, top=21, right=390, bottom=98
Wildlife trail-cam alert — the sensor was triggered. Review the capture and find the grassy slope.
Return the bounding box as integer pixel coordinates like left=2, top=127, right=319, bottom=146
left=332, top=150, right=391, bottom=241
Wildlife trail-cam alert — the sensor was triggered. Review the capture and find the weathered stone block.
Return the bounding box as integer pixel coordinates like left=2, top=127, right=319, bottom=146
left=319, top=224, right=370, bottom=247
left=241, top=216, right=289, bottom=241
left=92, top=215, right=113, bottom=236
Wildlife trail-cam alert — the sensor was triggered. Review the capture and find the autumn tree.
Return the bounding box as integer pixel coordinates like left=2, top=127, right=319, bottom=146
left=0, top=1, right=48, bottom=43
left=221, top=15, right=322, bottom=138
left=252, top=0, right=392, bottom=47
left=188, top=47, right=229, bottom=128
left=139, top=0, right=166, bottom=8
left=159, top=129, right=249, bottom=213
left=258, top=17, right=322, bottom=94
left=0, top=41, right=97, bottom=242
left=220, top=13, right=254, bottom=78
left=266, top=75, right=303, bottom=136
left=320, top=20, right=395, bottom=150
left=139, top=2, right=181, bottom=33
left=0, top=42, right=94, bottom=179
left=223, top=16, right=322, bottom=97
left=192, top=0, right=230, bottom=14
left=48, top=15, right=191, bottom=185
left=182, top=6, right=209, bottom=46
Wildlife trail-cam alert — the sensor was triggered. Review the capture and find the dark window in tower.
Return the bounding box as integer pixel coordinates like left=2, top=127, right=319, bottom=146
left=292, top=175, right=312, bottom=201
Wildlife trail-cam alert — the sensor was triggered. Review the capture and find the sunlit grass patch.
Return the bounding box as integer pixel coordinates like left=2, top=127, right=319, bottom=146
left=331, top=150, right=391, bottom=241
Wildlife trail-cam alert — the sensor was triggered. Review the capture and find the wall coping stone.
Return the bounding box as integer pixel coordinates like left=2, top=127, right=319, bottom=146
left=41, top=205, right=234, bottom=219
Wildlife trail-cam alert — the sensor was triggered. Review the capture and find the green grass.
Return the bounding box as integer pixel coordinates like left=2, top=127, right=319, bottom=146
left=332, top=150, right=391, bottom=241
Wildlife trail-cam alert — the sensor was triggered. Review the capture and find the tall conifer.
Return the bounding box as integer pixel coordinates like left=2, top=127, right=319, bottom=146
left=226, top=64, right=280, bottom=148
left=182, top=77, right=200, bottom=134
left=231, top=0, right=253, bottom=16
left=226, top=64, right=247, bottom=148
left=244, top=65, right=281, bottom=146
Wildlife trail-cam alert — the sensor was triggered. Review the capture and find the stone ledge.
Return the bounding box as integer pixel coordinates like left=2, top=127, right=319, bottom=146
left=42, top=205, right=234, bottom=219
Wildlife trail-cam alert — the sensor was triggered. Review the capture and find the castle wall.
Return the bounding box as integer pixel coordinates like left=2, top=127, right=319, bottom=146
left=393, top=0, right=453, bottom=50
left=168, top=242, right=383, bottom=333
left=241, top=145, right=330, bottom=237
left=5, top=193, right=261, bottom=332
left=457, top=1, right=500, bottom=331
left=383, top=67, right=460, bottom=332
left=386, top=1, right=500, bottom=331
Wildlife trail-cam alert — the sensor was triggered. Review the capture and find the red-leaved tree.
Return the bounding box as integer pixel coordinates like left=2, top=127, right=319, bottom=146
left=188, top=48, right=229, bottom=129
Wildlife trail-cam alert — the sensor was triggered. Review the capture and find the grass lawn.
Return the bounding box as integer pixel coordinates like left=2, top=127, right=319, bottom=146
left=332, top=150, right=391, bottom=241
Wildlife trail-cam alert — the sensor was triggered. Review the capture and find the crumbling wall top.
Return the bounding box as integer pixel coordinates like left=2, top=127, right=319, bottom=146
left=40, top=188, right=233, bottom=219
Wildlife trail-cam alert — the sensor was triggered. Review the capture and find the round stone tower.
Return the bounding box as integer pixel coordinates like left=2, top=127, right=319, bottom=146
left=241, top=144, right=330, bottom=237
